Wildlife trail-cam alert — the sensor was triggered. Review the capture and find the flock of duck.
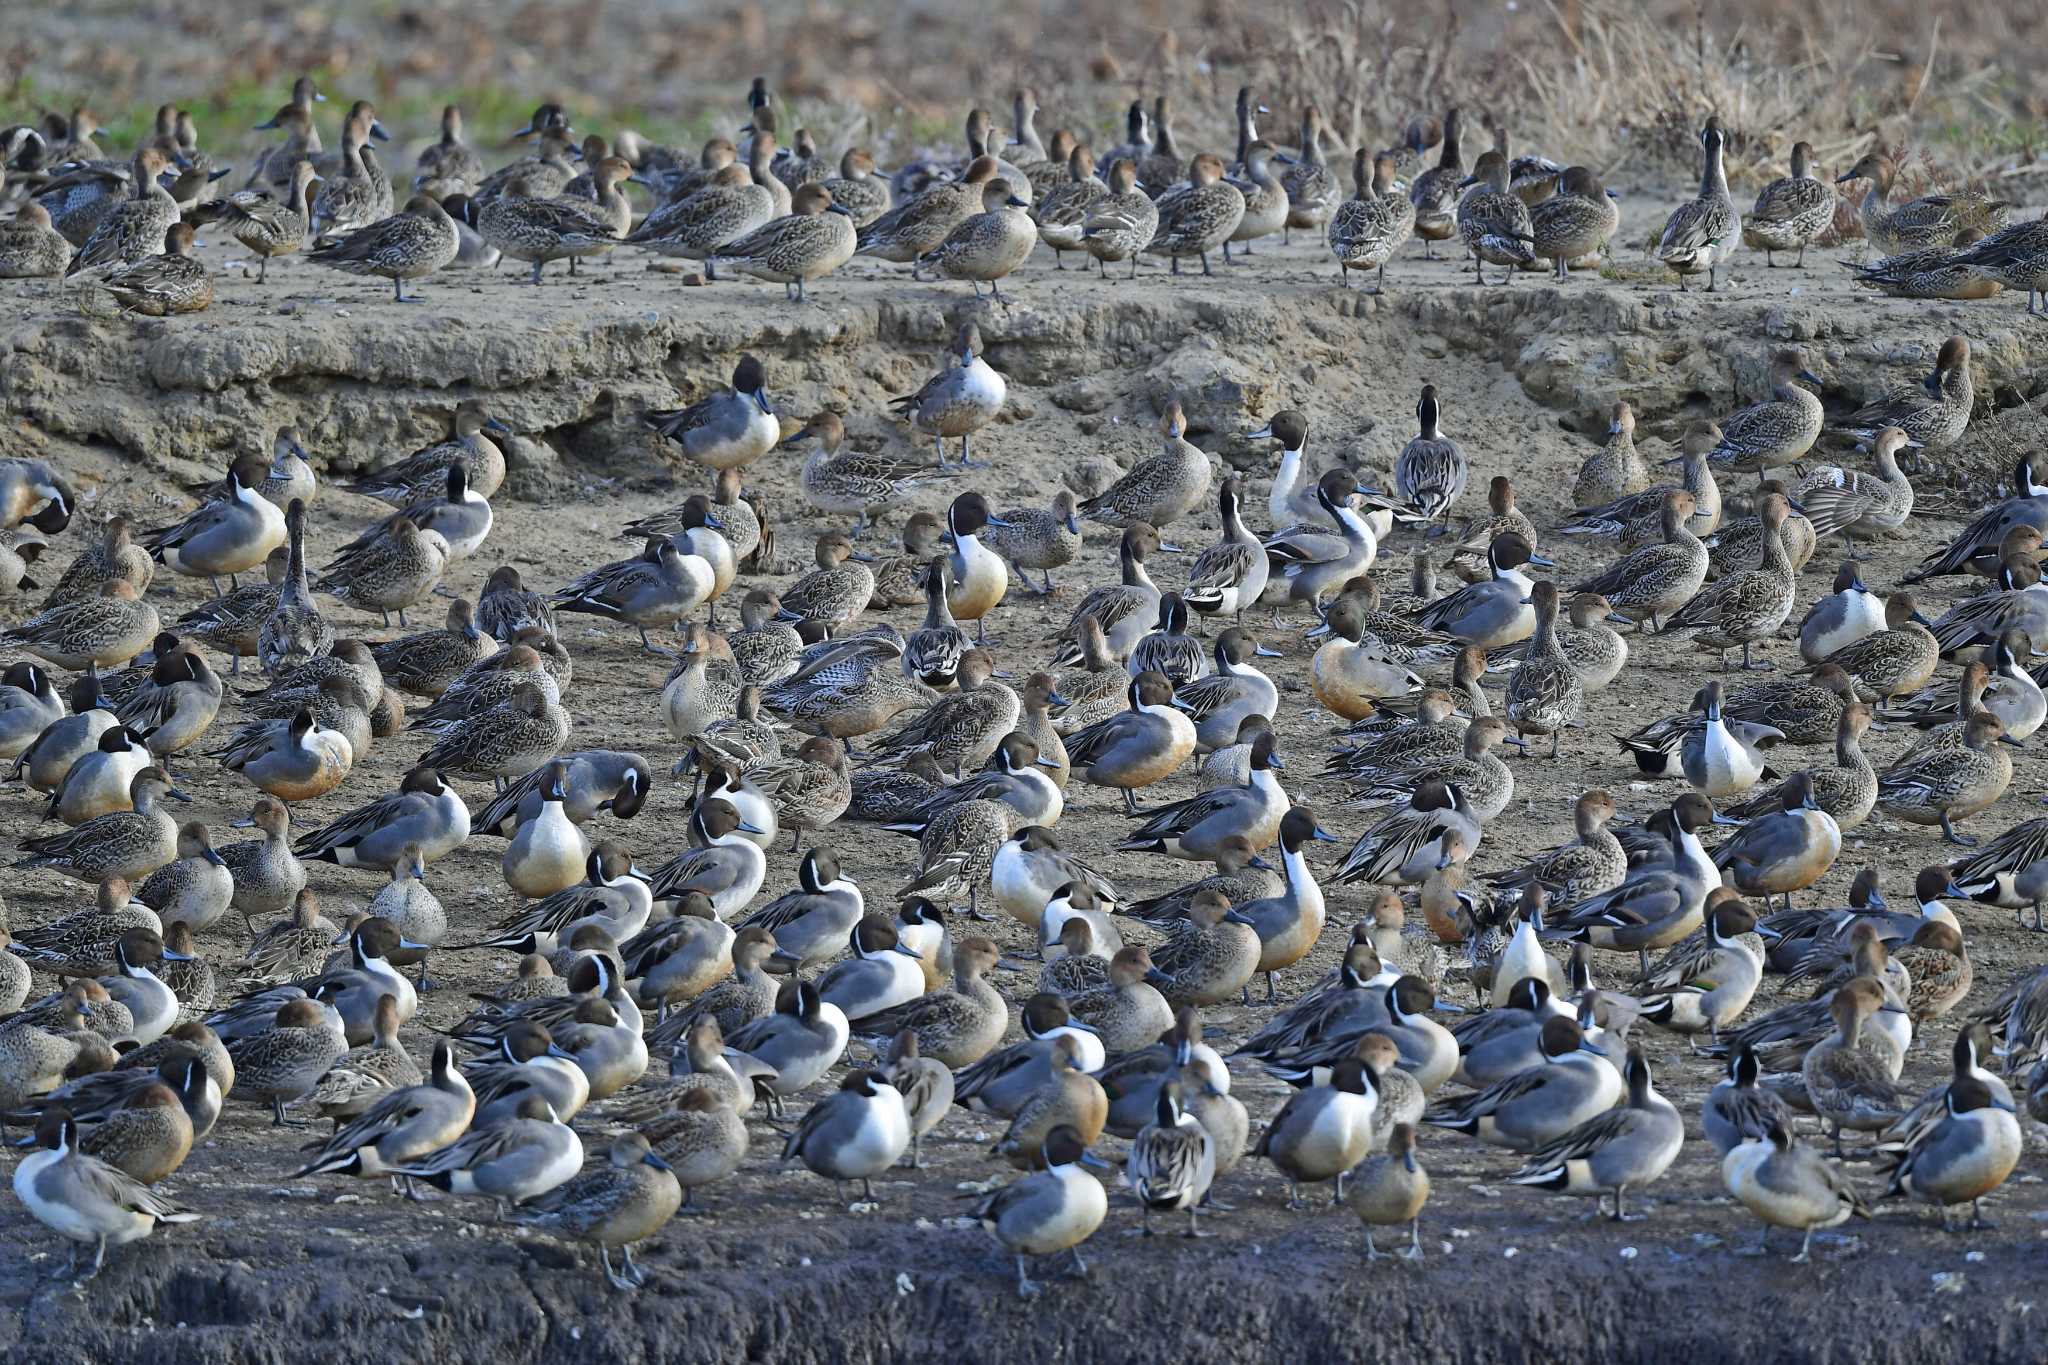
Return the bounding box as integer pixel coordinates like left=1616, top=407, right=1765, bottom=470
left=0, top=73, right=2045, bottom=1309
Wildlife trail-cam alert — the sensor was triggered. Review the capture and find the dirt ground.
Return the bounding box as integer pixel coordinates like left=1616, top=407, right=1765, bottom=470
left=4, top=180, right=2048, bottom=1364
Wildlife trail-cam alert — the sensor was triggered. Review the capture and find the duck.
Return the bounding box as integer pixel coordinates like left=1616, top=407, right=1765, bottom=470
left=1350, top=715, right=1520, bottom=821
left=625, top=165, right=775, bottom=274
left=1331, top=779, right=1483, bottom=889
left=1454, top=150, right=1537, bottom=284
left=1064, top=674, right=1196, bottom=817
left=1564, top=420, right=1725, bottom=548
left=818, top=147, right=891, bottom=225
left=1413, top=532, right=1551, bottom=650
left=143, top=456, right=289, bottom=598
left=1722, top=1117, right=1870, bottom=1261
left=1505, top=1048, right=1683, bottom=1220
left=1656, top=119, right=1740, bottom=290
left=1710, top=351, right=1827, bottom=478
left=644, top=355, right=779, bottom=474
left=1222, top=807, right=1340, bottom=1002
left=1530, top=165, right=1617, bottom=278
left=1328, top=150, right=1415, bottom=291
left=1877, top=710, right=2015, bottom=846
left=1635, top=899, right=1764, bottom=1043
left=1705, top=481, right=1817, bottom=580
left=1407, top=106, right=1468, bottom=253
left=1951, top=216, right=2048, bottom=314
left=1150, top=889, right=1262, bottom=1009
left=1665, top=494, right=1798, bottom=671
left=1267, top=473, right=1395, bottom=613
left=1257, top=1057, right=1376, bottom=1208
left=1541, top=793, right=1727, bottom=975
left=784, top=413, right=943, bottom=537
left=0, top=203, right=73, bottom=277
left=1485, top=791, right=1627, bottom=913
left=1796, top=564, right=1887, bottom=663
left=350, top=403, right=513, bottom=505
left=1503, top=580, right=1585, bottom=758
left=1424, top=1016, right=1621, bottom=1151
left=308, top=106, right=394, bottom=239
left=1078, top=157, right=1159, bottom=278
left=16, top=768, right=184, bottom=885
left=551, top=537, right=713, bottom=654
left=1799, top=429, right=1916, bottom=566
left=292, top=1040, right=475, bottom=1197
left=1727, top=702, right=1878, bottom=832
left=256, top=499, right=331, bottom=675
left=857, top=155, right=1000, bottom=273
left=467, top=843, right=653, bottom=953
left=307, top=194, right=461, bottom=302
left=1117, top=728, right=1289, bottom=862
left=1081, top=403, right=1212, bottom=532
left=1803, top=978, right=1907, bottom=1153
left=1144, top=153, right=1245, bottom=276
left=1573, top=401, right=1650, bottom=509
left=12, top=1110, right=199, bottom=1279
left=969, top=1124, right=1109, bottom=1298
left=66, top=147, right=182, bottom=274
left=508, top=1133, right=679, bottom=1290
left=96, top=221, right=210, bottom=314
left=1835, top=152, right=2008, bottom=255
left=220, top=997, right=349, bottom=1124
left=705, top=181, right=857, bottom=303
left=918, top=178, right=1034, bottom=298
left=0, top=583, right=155, bottom=680
left=1742, top=141, right=1836, bottom=267
left=1035, top=146, right=1109, bottom=268
left=1836, top=336, right=1975, bottom=470
left=313, top=516, right=449, bottom=628
left=1174, top=629, right=1281, bottom=752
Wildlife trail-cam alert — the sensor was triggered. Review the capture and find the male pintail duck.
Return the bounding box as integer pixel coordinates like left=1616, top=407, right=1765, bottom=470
left=1713, top=771, right=1843, bottom=908
left=1268, top=473, right=1395, bottom=613
left=552, top=537, right=713, bottom=654
left=1835, top=152, right=2010, bottom=255
left=816, top=915, right=928, bottom=1025
left=1117, top=729, right=1289, bottom=861
left=1797, top=563, right=1886, bottom=664
left=1742, top=141, right=1836, bottom=267
left=1408, top=107, right=1468, bottom=253
left=1664, top=494, right=1797, bottom=671
left=0, top=662, right=68, bottom=764
left=1530, top=166, right=1617, bottom=278
left=892, top=323, right=1007, bottom=469
left=1125, top=1078, right=1217, bottom=1236
left=989, top=825, right=1120, bottom=929
left=1424, top=1015, right=1620, bottom=1151
left=1723, top=1116, right=1870, bottom=1261
left=1393, top=385, right=1467, bottom=524
left=1328, top=150, right=1415, bottom=291
left=777, top=1068, right=909, bottom=1207
left=13, top=1110, right=199, bottom=1279
left=144, top=456, right=287, bottom=598
left=645, top=355, right=778, bottom=472
left=1414, top=532, right=1551, bottom=650
left=1541, top=793, right=1727, bottom=975
left=1656, top=118, right=1740, bottom=290
left=641, top=798, right=766, bottom=919
left=509, top=1133, right=680, bottom=1290
left=1455, top=150, right=1537, bottom=284
left=1505, top=1048, right=1682, bottom=1220
left=1331, top=779, right=1482, bottom=888
left=970, top=1124, right=1110, bottom=1298
left=1309, top=596, right=1425, bottom=721
left=1065, top=674, right=1196, bottom=817
left=293, top=1040, right=474, bottom=1196
left=1258, top=1056, right=1376, bottom=1207
left=389, top=1092, right=581, bottom=1216
left=1175, top=628, right=1281, bottom=752
left=307, top=194, right=460, bottom=302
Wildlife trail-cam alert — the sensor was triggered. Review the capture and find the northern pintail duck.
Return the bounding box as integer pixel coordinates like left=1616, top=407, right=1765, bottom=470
left=992, top=1035, right=1108, bottom=1172
left=1797, top=428, right=1915, bottom=559
left=134, top=821, right=233, bottom=933
left=144, top=455, right=287, bottom=597
left=813, top=146, right=889, bottom=225
left=414, top=681, right=567, bottom=786
left=13, top=1109, right=199, bottom=1279
left=1269, top=473, right=1394, bottom=613
left=1349, top=715, right=1519, bottom=820
left=1328, top=150, right=1414, bottom=290
left=221, top=996, right=349, bottom=1123
left=1258, top=1056, right=1376, bottom=1207
left=1727, top=700, right=1877, bottom=831
left=1572, top=401, right=1649, bottom=509
left=1454, top=150, right=1537, bottom=284
left=0, top=662, right=66, bottom=764
left=1504, top=1047, right=1681, bottom=1221
left=1225, top=138, right=1289, bottom=259
left=1503, top=580, right=1585, bottom=756
left=1062, top=673, right=1196, bottom=817
left=257, top=499, right=331, bottom=674
left=1035, top=146, right=1109, bottom=267
left=1413, top=531, right=1550, bottom=649
left=969, top=1124, right=1111, bottom=1298
left=918, top=177, right=1034, bottom=298
left=552, top=536, right=713, bottom=653
left=1951, top=215, right=2048, bottom=313
left=1424, top=1014, right=1620, bottom=1152
left=784, top=411, right=940, bottom=536
left=46, top=723, right=152, bottom=825
left=308, top=105, right=394, bottom=240
left=1174, top=628, right=1281, bottom=752
left=1802, top=978, right=1907, bottom=1152
left=1078, top=157, right=1158, bottom=278
left=45, top=515, right=149, bottom=607
left=350, top=402, right=512, bottom=504
left=2, top=580, right=157, bottom=676
left=1656, top=118, right=1740, bottom=290
left=1835, top=151, right=2009, bottom=255
left=1710, top=350, right=1826, bottom=477
left=1144, top=154, right=1245, bottom=276
left=509, top=1132, right=679, bottom=1290
left=1564, top=419, right=1724, bottom=548
left=985, top=490, right=1082, bottom=596
left=213, top=695, right=355, bottom=802
left=1277, top=105, right=1340, bottom=234
left=1542, top=793, right=1726, bottom=974
left=1309, top=595, right=1425, bottom=721
left=1082, top=402, right=1212, bottom=531
left=1877, top=709, right=2015, bottom=846
left=307, top=193, right=460, bottom=302
left=293, top=1040, right=474, bottom=1196
left=1711, top=772, right=1842, bottom=910
left=16, top=768, right=184, bottom=885
left=645, top=354, right=778, bottom=473
left=1408, top=106, right=1467, bottom=254
left=64, top=147, right=181, bottom=275
left=1529, top=166, right=1617, bottom=278
left=1048, top=523, right=1162, bottom=666
left=704, top=181, right=855, bottom=302
left=0, top=203, right=73, bottom=277
left=310, top=515, right=449, bottom=627
left=1803, top=591, right=1938, bottom=703
left=628, top=163, right=773, bottom=272
left=1834, top=335, right=1973, bottom=468
left=1665, top=494, right=1797, bottom=671
left=1723, top=1116, right=1870, bottom=1261
left=1742, top=140, right=1836, bottom=267
left=1331, top=778, right=1481, bottom=889
left=94, top=220, right=209, bottom=314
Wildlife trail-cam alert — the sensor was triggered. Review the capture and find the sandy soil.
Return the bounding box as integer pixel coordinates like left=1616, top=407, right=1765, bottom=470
left=2, top=189, right=2048, bottom=1363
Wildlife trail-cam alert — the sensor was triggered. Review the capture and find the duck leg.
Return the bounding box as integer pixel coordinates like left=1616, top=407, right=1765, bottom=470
left=1789, top=1226, right=1814, bottom=1263
left=1939, top=812, right=1978, bottom=847
left=1404, top=1218, right=1425, bottom=1259
left=1363, top=1227, right=1384, bottom=1260
left=1014, top=1254, right=1042, bottom=1298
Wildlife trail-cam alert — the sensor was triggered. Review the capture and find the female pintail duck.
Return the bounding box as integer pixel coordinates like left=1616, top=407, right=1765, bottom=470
left=1117, top=729, right=1289, bottom=862
left=414, top=682, right=567, bottom=786
left=552, top=537, right=712, bottom=654
left=44, top=515, right=147, bottom=605
left=857, top=155, right=998, bottom=271
left=1345, top=1121, right=1430, bottom=1259
left=1800, top=591, right=1937, bottom=703
left=1741, top=141, right=1836, bottom=267
left=251, top=499, right=329, bottom=675
left=1036, top=146, right=1110, bottom=266
left=1530, top=165, right=1617, bottom=278
left=705, top=181, right=856, bottom=303
left=1408, top=106, right=1468, bottom=253
left=1541, top=793, right=1727, bottom=975
left=894, top=796, right=1012, bottom=915
left=312, top=515, right=449, bottom=627
left=1566, top=420, right=1724, bottom=549
left=1483, top=790, right=1626, bottom=913
left=0, top=202, right=73, bottom=277
left=1174, top=628, right=1281, bottom=752
left=817, top=147, right=890, bottom=225
left=1710, top=351, right=1826, bottom=477
left=1705, top=479, right=1816, bottom=579
left=1048, top=523, right=1164, bottom=666
left=460, top=1016, right=589, bottom=1124
left=642, top=929, right=778, bottom=1055
left=410, top=103, right=485, bottom=192
left=2, top=580, right=156, bottom=676
left=1950, top=216, right=2048, bottom=313
left=717, top=589, right=800, bottom=685
left=1454, top=150, right=1537, bottom=284
left=1572, top=401, right=1649, bottom=509
left=1150, top=889, right=1261, bottom=1009
left=641, top=799, right=766, bottom=919
left=1888, top=918, right=1971, bottom=1026
left=1222, top=137, right=1288, bottom=259
left=619, top=895, right=736, bottom=1013
left=1835, top=152, right=2010, bottom=255
left=350, top=402, right=513, bottom=505
left=969, top=1123, right=1110, bottom=1297
left=774, top=531, right=874, bottom=635
left=65, top=147, right=182, bottom=275
left=309, top=106, right=393, bottom=239
left=94, top=219, right=209, bottom=314
left=1837, top=337, right=1974, bottom=466
left=1444, top=476, right=1538, bottom=584
left=867, top=647, right=1018, bottom=776
left=918, top=177, right=1034, bottom=298
left=1055, top=945, right=1168, bottom=1050
left=1064, top=673, right=1196, bottom=817
left=1048, top=617, right=1132, bottom=735
left=143, top=455, right=287, bottom=598
left=1505, top=1047, right=1682, bottom=1220
left=1144, top=153, right=1245, bottom=276
left=408, top=640, right=561, bottom=734
left=1331, top=779, right=1482, bottom=888
left=1877, top=710, right=2015, bottom=846
left=1393, top=385, right=1468, bottom=525
left=1078, top=157, right=1159, bottom=278
left=1724, top=1116, right=1871, bottom=1261
left=660, top=625, right=740, bottom=743
left=13, top=1110, right=199, bottom=1279
left=786, top=411, right=945, bottom=536
left=17, top=768, right=185, bottom=885
left=509, top=1132, right=679, bottom=1290
left=967, top=492, right=1077, bottom=601
left=1081, top=403, right=1213, bottom=532
left=627, top=163, right=773, bottom=273
left=1329, top=150, right=1415, bottom=291
left=942, top=491, right=1009, bottom=639
left=1350, top=716, right=1520, bottom=820
left=371, top=599, right=490, bottom=699
left=1727, top=701, right=1877, bottom=833
left=764, top=633, right=933, bottom=743
left=369, top=846, right=446, bottom=984
left=1802, top=978, right=1908, bottom=1152
left=1268, top=472, right=1394, bottom=613
left=133, top=822, right=232, bottom=933
left=307, top=194, right=460, bottom=302
left=1665, top=494, right=1798, bottom=671
left=293, top=1040, right=474, bottom=1196
left=989, top=826, right=1120, bottom=929
left=992, top=1033, right=1109, bottom=1172
left=1504, top=580, right=1584, bottom=757
left=1656, top=118, right=1740, bottom=290
left=1274, top=105, right=1339, bottom=235
left=1798, top=428, right=1916, bottom=559
left=1494, top=590, right=1629, bottom=691
left=221, top=997, right=348, bottom=1123
left=1258, top=1056, right=1376, bottom=1208
left=1136, top=95, right=1186, bottom=200
left=645, top=355, right=778, bottom=472
left=1424, top=1015, right=1620, bottom=1151
left=847, top=749, right=946, bottom=824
